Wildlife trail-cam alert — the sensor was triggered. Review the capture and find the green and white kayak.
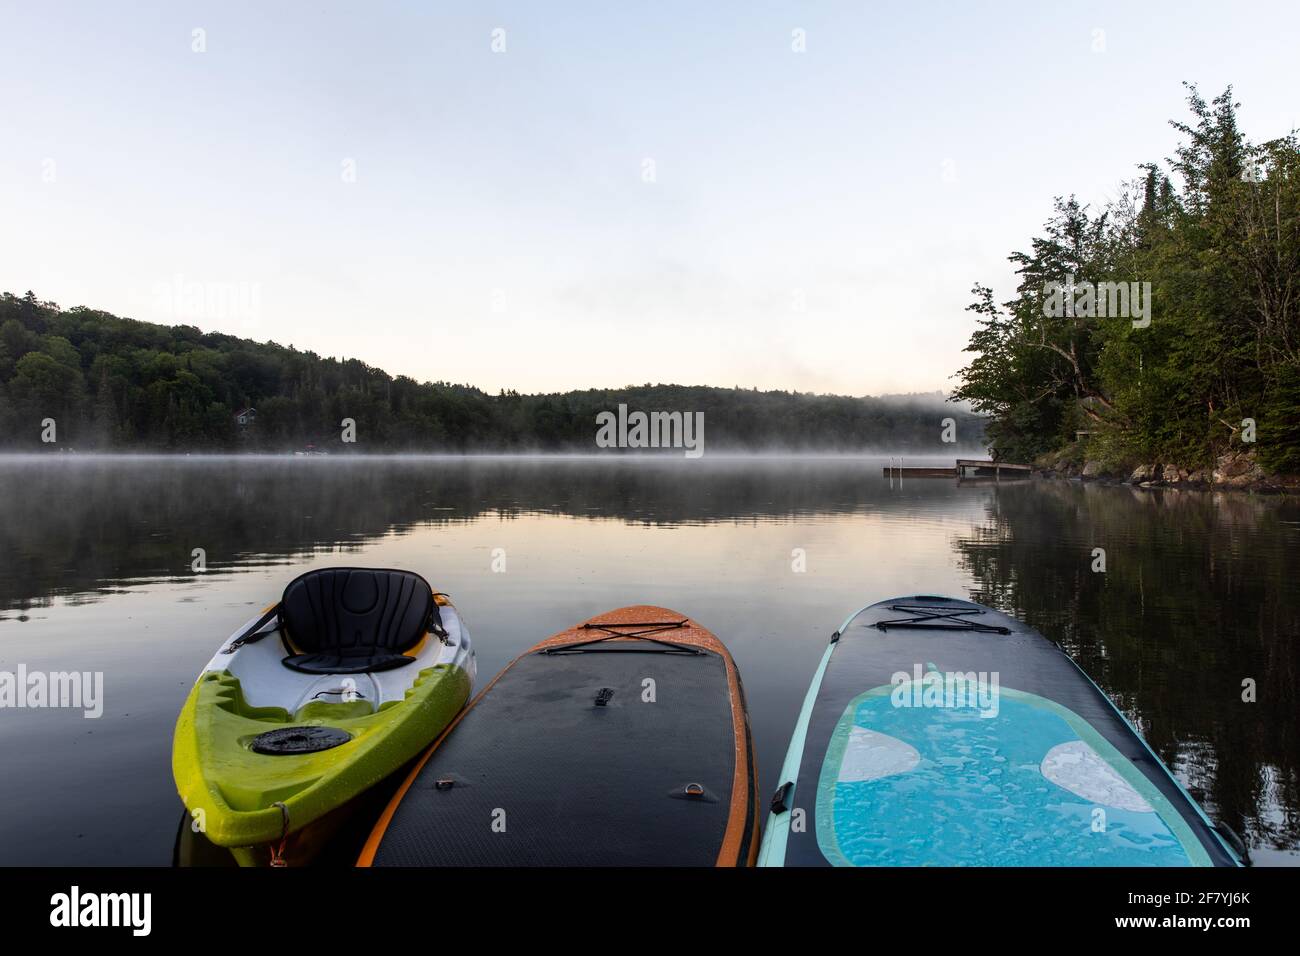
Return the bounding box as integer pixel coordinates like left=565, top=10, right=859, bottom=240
left=172, top=568, right=474, bottom=866
left=759, top=596, right=1245, bottom=867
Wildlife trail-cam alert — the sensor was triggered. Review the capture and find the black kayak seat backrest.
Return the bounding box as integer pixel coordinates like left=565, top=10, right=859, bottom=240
left=278, top=568, right=440, bottom=674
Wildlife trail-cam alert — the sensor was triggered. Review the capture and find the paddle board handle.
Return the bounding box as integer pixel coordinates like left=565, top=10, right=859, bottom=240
left=770, top=780, right=794, bottom=814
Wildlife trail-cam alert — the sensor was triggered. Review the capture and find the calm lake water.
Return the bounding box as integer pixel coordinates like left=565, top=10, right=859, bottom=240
left=0, top=456, right=1296, bottom=866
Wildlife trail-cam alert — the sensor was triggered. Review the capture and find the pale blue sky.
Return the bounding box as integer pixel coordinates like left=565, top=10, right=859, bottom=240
left=2, top=1, right=1296, bottom=395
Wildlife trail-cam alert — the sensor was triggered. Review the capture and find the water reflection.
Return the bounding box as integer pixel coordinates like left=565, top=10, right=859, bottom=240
left=0, top=456, right=972, bottom=613
left=0, top=457, right=1294, bottom=864
left=954, top=480, right=1300, bottom=860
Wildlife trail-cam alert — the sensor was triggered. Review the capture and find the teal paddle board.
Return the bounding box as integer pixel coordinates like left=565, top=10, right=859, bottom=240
left=758, top=596, right=1245, bottom=867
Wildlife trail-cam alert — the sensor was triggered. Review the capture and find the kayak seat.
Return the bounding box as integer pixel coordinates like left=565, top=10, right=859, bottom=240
left=279, top=568, right=441, bottom=674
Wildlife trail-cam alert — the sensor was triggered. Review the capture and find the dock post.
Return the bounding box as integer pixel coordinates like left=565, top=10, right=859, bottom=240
left=887, top=456, right=902, bottom=488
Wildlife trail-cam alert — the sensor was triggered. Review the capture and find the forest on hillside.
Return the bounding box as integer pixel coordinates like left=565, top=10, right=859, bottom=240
left=0, top=292, right=982, bottom=452
left=952, top=86, right=1300, bottom=474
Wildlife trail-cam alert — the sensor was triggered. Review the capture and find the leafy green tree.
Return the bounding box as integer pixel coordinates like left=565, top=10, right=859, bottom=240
left=955, top=85, right=1300, bottom=473
left=9, top=352, right=84, bottom=439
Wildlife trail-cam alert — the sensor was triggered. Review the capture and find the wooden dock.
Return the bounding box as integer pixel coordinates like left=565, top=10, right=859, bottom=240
left=882, top=459, right=1032, bottom=480
left=955, top=459, right=1032, bottom=478
left=880, top=465, right=958, bottom=478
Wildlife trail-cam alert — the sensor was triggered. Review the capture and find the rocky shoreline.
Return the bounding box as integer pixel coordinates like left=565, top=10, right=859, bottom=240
left=1033, top=448, right=1300, bottom=494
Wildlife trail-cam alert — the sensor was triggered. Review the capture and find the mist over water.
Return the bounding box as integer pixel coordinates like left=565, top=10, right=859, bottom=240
left=0, top=456, right=1295, bottom=865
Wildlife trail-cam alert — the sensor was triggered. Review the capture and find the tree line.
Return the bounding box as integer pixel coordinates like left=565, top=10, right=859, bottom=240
left=952, top=85, right=1300, bottom=473
left=0, top=291, right=982, bottom=452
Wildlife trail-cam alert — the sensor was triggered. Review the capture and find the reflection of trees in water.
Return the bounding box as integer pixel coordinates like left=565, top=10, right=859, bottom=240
left=0, top=458, right=926, bottom=613
left=7, top=460, right=1294, bottom=855
left=954, top=480, right=1300, bottom=853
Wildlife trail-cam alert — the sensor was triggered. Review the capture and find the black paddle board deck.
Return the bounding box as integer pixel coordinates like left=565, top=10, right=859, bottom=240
left=360, top=606, right=759, bottom=866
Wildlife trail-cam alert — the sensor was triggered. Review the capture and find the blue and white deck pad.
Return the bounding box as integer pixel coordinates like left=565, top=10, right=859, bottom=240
left=814, top=671, right=1210, bottom=866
